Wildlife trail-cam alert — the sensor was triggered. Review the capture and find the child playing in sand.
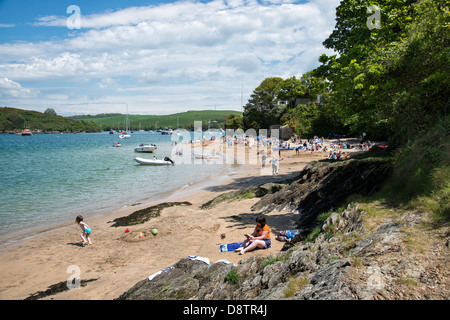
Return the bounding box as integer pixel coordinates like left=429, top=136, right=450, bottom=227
left=235, top=215, right=271, bottom=255
left=75, top=215, right=92, bottom=246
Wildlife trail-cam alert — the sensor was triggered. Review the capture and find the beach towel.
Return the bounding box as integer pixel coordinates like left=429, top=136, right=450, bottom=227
left=148, top=266, right=174, bottom=281
left=187, top=255, right=210, bottom=265
left=214, top=259, right=238, bottom=267
left=220, top=242, right=243, bottom=252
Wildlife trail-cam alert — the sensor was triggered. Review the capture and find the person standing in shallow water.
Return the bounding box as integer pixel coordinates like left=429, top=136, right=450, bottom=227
left=236, top=215, right=271, bottom=255
left=75, top=215, right=92, bottom=247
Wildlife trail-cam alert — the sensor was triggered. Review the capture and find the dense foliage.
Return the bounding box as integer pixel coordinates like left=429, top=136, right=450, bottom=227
left=243, top=0, right=449, bottom=146
left=0, top=107, right=102, bottom=133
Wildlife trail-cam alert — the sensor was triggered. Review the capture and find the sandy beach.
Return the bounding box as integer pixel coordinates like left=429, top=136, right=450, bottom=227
left=0, top=140, right=357, bottom=300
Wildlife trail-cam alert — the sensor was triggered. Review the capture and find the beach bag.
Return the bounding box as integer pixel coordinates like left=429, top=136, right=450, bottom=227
left=285, top=230, right=299, bottom=239
left=276, top=231, right=287, bottom=242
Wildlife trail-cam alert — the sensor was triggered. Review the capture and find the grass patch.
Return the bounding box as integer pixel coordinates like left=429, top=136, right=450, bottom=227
left=224, top=268, right=240, bottom=285
left=260, top=254, right=290, bottom=269
left=304, top=227, right=322, bottom=243
left=284, top=274, right=309, bottom=298
left=317, top=211, right=332, bottom=224
left=377, top=118, right=449, bottom=223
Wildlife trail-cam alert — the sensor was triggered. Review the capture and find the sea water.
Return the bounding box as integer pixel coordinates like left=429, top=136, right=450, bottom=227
left=0, top=132, right=232, bottom=243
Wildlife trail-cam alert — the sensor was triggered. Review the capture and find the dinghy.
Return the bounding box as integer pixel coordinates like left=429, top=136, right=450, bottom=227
left=134, top=157, right=174, bottom=166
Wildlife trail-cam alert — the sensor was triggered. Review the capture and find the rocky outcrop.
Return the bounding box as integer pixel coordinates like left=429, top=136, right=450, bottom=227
left=251, top=159, right=391, bottom=239
left=118, top=204, right=449, bottom=300
left=109, top=202, right=191, bottom=227
left=117, top=158, right=449, bottom=300
left=200, top=183, right=286, bottom=209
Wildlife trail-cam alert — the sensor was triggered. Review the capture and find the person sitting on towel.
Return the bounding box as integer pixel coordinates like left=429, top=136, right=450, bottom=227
left=236, top=215, right=271, bottom=255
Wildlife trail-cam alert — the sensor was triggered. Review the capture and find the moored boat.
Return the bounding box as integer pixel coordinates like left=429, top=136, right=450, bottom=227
left=134, top=157, right=174, bottom=165
left=119, top=132, right=131, bottom=139
left=17, top=128, right=33, bottom=136
left=134, top=143, right=157, bottom=153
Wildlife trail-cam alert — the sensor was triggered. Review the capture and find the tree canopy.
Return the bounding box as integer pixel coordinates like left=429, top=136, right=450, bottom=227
left=242, top=0, right=449, bottom=145
left=0, top=107, right=102, bottom=133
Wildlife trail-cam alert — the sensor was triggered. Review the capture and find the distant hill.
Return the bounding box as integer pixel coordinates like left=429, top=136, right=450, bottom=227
left=0, top=107, right=102, bottom=133
left=71, top=110, right=242, bottom=131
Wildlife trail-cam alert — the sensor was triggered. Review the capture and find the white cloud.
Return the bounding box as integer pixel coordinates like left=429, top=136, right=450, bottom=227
left=0, top=0, right=340, bottom=115
left=0, top=78, right=39, bottom=98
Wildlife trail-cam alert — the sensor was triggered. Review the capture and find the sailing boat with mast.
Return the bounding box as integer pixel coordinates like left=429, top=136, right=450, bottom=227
left=119, top=103, right=131, bottom=139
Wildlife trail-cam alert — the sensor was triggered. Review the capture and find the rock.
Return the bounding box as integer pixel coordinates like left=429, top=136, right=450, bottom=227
left=200, top=183, right=285, bottom=209
left=297, top=259, right=355, bottom=300
left=110, top=202, right=192, bottom=227
left=116, top=158, right=449, bottom=301
left=251, top=159, right=391, bottom=238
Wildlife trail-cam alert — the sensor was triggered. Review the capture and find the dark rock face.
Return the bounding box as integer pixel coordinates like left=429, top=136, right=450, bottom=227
left=116, top=159, right=448, bottom=301
left=117, top=205, right=379, bottom=300
left=251, top=159, right=391, bottom=238
left=110, top=202, right=192, bottom=227
left=117, top=204, right=448, bottom=301
left=200, top=183, right=286, bottom=209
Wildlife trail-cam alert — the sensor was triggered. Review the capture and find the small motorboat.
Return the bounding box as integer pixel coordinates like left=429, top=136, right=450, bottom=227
left=17, top=128, right=33, bottom=136
left=134, top=156, right=174, bottom=166
left=119, top=133, right=131, bottom=139
left=134, top=143, right=157, bottom=153
left=113, top=142, right=121, bottom=147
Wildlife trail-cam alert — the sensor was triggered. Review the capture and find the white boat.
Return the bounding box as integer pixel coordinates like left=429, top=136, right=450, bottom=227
left=134, top=144, right=157, bottom=153
left=119, top=133, right=131, bottom=139
left=113, top=142, right=122, bottom=147
left=119, top=103, right=131, bottom=139
left=134, top=157, right=174, bottom=166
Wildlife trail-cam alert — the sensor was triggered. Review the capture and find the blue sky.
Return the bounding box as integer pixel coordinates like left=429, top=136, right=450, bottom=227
left=0, top=0, right=339, bottom=115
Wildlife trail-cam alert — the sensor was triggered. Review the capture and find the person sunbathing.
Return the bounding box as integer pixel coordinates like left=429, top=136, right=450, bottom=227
left=235, top=215, right=271, bottom=255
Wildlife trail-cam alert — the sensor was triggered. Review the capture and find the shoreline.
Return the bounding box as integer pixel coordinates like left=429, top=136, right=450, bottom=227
left=0, top=157, right=241, bottom=248
left=0, top=139, right=362, bottom=300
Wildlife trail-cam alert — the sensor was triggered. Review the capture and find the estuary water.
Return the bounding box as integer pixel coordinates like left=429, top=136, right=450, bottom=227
left=0, top=131, right=231, bottom=243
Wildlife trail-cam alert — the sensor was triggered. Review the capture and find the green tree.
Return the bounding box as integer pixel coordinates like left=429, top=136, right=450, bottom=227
left=44, top=108, right=57, bottom=116
left=314, top=0, right=448, bottom=143
left=224, top=114, right=243, bottom=130
left=276, top=76, right=306, bottom=109
left=243, top=77, right=284, bottom=131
